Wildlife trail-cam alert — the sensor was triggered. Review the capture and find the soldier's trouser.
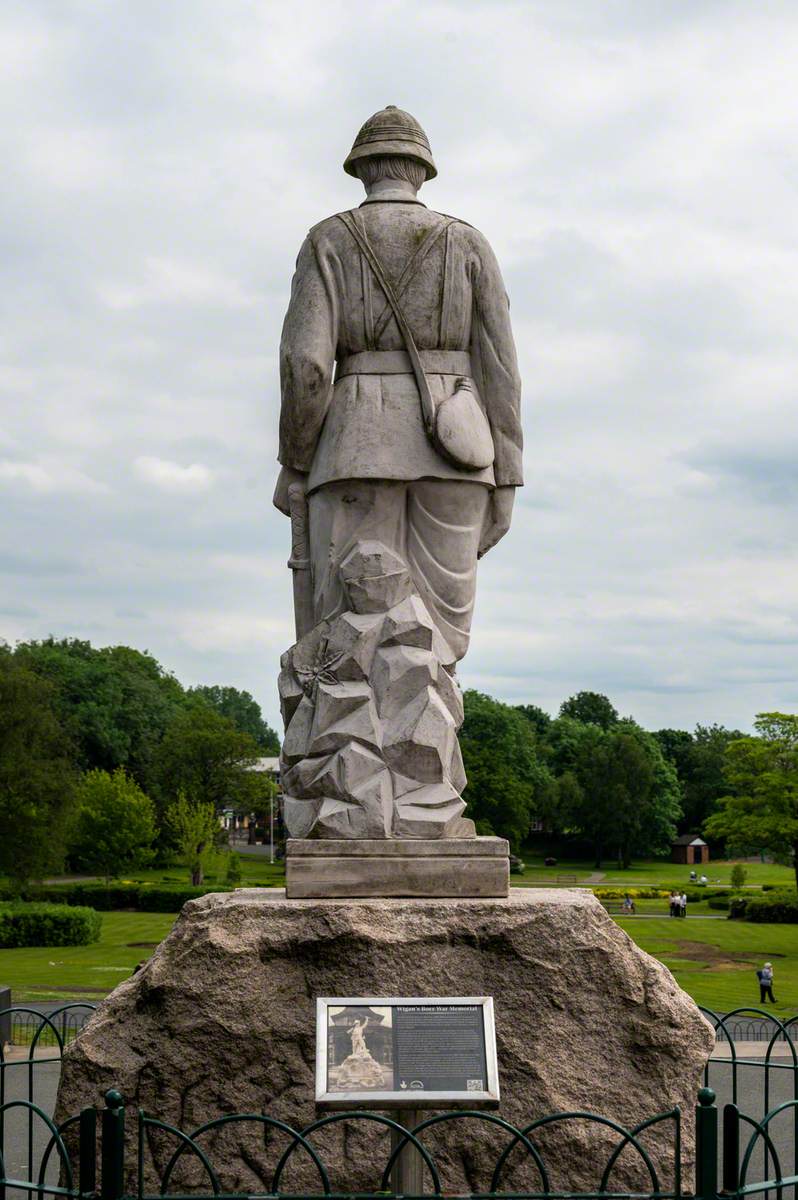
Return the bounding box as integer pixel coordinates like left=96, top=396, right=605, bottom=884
left=308, top=479, right=491, bottom=662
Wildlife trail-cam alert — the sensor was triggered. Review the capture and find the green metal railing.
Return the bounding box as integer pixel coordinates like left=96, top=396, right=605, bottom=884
left=5, top=1005, right=798, bottom=1200
left=2, top=1087, right=687, bottom=1200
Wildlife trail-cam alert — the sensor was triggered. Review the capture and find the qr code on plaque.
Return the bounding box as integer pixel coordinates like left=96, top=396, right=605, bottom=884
left=467, top=1079, right=484, bottom=1091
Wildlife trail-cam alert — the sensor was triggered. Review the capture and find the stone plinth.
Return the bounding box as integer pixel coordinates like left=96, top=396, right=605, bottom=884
left=57, top=889, right=713, bottom=1197
left=285, top=836, right=509, bottom=898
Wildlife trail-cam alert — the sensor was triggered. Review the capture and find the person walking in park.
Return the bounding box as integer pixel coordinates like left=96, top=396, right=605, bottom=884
left=757, top=962, right=776, bottom=1004
left=669, top=891, right=678, bottom=917
left=680, top=891, right=688, bottom=918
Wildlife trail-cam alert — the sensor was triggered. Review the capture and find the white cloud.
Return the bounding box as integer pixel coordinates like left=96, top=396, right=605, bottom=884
left=133, top=457, right=215, bottom=493
left=0, top=459, right=107, bottom=494
left=99, top=258, right=260, bottom=310
left=1, top=0, right=797, bottom=733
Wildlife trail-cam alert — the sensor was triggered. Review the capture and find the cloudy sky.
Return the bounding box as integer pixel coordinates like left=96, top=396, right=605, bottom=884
left=2, top=0, right=797, bottom=735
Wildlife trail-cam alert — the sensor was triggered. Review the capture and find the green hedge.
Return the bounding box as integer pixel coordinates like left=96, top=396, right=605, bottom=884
left=593, top=887, right=669, bottom=899
left=0, top=882, right=243, bottom=912
left=708, top=895, right=732, bottom=910
left=593, top=887, right=727, bottom=903
left=737, top=892, right=798, bottom=923
left=0, top=903, right=102, bottom=947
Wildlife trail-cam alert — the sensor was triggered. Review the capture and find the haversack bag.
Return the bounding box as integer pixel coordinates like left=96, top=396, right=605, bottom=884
left=338, top=212, right=494, bottom=472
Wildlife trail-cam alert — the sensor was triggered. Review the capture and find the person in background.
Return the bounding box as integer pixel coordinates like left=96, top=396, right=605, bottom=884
left=757, top=962, right=776, bottom=1004
left=680, top=891, right=688, bottom=918
left=689, top=869, right=697, bottom=882
left=669, top=891, right=678, bottom=917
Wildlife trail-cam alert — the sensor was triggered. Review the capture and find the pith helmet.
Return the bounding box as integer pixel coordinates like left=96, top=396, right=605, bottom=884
left=344, top=105, right=437, bottom=180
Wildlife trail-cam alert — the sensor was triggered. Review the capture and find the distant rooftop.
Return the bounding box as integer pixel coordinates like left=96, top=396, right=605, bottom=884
left=250, top=757, right=280, bottom=773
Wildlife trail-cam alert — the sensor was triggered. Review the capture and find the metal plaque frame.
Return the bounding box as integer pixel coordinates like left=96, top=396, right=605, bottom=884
left=315, top=995, right=499, bottom=1110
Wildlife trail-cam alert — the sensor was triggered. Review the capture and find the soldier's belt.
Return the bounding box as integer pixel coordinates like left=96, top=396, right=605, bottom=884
left=335, top=350, right=472, bottom=379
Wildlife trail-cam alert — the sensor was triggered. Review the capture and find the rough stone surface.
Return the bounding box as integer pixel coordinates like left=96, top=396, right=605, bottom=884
left=57, top=890, right=713, bottom=1196
left=279, top=541, right=468, bottom=840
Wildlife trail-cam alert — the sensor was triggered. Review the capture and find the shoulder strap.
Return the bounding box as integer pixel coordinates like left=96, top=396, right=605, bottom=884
left=337, top=210, right=436, bottom=435
left=372, top=216, right=455, bottom=343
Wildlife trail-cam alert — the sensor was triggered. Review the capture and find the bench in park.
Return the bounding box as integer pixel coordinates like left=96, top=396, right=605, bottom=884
left=556, top=873, right=577, bottom=885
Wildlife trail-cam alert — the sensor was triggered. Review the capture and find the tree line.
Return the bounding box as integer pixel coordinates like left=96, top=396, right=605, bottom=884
left=461, top=689, right=687, bottom=866
left=0, top=638, right=279, bottom=886
left=2, top=638, right=795, bottom=883
left=461, top=689, right=797, bottom=878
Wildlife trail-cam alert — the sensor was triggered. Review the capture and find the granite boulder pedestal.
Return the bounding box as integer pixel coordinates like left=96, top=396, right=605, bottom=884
left=57, top=888, right=714, bottom=1196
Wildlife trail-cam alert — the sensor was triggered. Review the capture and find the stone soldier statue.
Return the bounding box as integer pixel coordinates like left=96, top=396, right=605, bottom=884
left=275, top=106, right=523, bottom=841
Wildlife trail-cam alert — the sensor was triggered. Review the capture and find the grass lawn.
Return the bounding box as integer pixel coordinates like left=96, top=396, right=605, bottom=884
left=618, top=915, right=798, bottom=1015
left=513, top=857, right=795, bottom=890
left=87, top=851, right=286, bottom=889
left=2, top=852, right=797, bottom=1015
left=0, top=911, right=176, bottom=1002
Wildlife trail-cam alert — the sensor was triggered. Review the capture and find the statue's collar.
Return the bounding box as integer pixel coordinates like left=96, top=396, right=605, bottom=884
left=360, top=191, right=427, bottom=206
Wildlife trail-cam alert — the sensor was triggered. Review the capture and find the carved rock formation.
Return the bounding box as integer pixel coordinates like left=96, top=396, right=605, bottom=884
left=278, top=539, right=468, bottom=839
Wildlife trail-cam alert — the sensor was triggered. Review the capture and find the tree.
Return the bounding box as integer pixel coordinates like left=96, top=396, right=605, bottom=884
left=559, top=691, right=619, bottom=730
left=730, top=864, right=747, bottom=890
left=515, top=704, right=552, bottom=738
left=460, top=691, right=556, bottom=848
left=0, top=652, right=77, bottom=887
left=704, top=713, right=798, bottom=888
left=155, top=706, right=261, bottom=814
left=13, top=638, right=185, bottom=793
left=164, top=792, right=220, bottom=884
left=187, top=685, right=279, bottom=752
left=655, top=724, right=744, bottom=835
left=69, top=768, right=157, bottom=880
left=553, top=719, right=681, bottom=867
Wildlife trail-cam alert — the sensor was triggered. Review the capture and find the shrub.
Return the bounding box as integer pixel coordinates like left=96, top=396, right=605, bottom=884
left=730, top=864, right=747, bottom=890
left=741, top=892, right=798, bottom=923
left=226, top=852, right=243, bottom=885
left=594, top=888, right=670, bottom=899
left=0, top=881, right=236, bottom=912
left=708, top=895, right=731, bottom=910
left=0, top=902, right=101, bottom=947
left=69, top=768, right=156, bottom=879
left=0, top=882, right=141, bottom=910
left=136, top=885, right=232, bottom=912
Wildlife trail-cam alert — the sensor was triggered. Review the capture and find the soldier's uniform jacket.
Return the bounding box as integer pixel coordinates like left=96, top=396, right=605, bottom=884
left=279, top=193, right=523, bottom=492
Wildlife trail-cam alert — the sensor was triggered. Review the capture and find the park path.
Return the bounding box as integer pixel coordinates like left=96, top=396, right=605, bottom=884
left=583, top=871, right=605, bottom=883
left=621, top=913, right=726, bottom=920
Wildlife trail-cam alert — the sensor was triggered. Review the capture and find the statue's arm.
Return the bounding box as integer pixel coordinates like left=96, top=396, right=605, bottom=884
left=470, top=233, right=523, bottom=556
left=275, top=233, right=339, bottom=512
left=470, top=234, right=523, bottom=490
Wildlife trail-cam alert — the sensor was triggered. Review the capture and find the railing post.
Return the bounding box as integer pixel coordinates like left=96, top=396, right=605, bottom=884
left=101, top=1089, right=125, bottom=1200
left=79, top=1106, right=97, bottom=1197
left=723, top=1104, right=740, bottom=1194
left=696, top=1087, right=718, bottom=1200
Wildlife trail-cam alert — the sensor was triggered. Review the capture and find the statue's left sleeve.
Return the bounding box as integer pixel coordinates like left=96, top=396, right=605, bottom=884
left=278, top=233, right=339, bottom=472
left=470, top=234, right=524, bottom=488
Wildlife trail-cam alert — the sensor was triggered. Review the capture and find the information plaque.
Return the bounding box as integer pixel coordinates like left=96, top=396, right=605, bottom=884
left=315, top=996, right=499, bottom=1109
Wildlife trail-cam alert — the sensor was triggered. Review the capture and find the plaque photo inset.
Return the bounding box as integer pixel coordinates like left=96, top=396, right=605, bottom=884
left=316, top=997, right=499, bottom=1109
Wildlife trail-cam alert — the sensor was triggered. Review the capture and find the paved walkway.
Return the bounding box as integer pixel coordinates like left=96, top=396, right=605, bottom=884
left=622, top=913, right=727, bottom=920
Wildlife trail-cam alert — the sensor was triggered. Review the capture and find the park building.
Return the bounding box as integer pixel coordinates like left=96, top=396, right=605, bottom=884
left=670, top=834, right=709, bottom=866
